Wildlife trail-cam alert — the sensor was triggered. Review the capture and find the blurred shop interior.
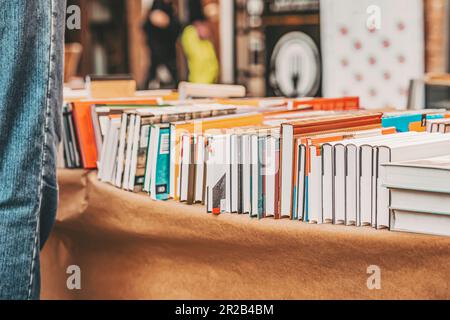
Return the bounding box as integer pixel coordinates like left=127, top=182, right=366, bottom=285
left=64, top=0, right=450, bottom=109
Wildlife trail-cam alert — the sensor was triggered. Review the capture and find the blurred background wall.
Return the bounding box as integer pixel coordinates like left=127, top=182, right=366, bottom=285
left=65, top=0, right=450, bottom=104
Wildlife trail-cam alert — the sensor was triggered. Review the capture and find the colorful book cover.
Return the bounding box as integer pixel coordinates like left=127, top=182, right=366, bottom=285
left=382, top=114, right=444, bottom=132
left=71, top=98, right=161, bottom=168
left=153, top=127, right=171, bottom=200
left=133, top=118, right=153, bottom=192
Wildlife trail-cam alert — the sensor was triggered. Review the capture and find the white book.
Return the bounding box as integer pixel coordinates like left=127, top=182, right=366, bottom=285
left=114, top=114, right=129, bottom=188
left=334, top=144, right=347, bottom=224
left=180, top=134, right=191, bottom=202
left=295, top=144, right=306, bottom=221
left=363, top=138, right=418, bottom=227
left=127, top=115, right=142, bottom=191
left=389, top=188, right=450, bottom=215
left=241, top=135, right=251, bottom=214
left=148, top=125, right=162, bottom=197
left=169, top=125, right=176, bottom=199
left=382, top=155, right=450, bottom=193
left=101, top=118, right=121, bottom=183
left=346, top=144, right=359, bottom=225
left=206, top=135, right=227, bottom=214
left=230, top=134, right=240, bottom=213
left=371, top=147, right=379, bottom=227
left=143, top=125, right=156, bottom=193
left=205, top=136, right=214, bottom=212
left=99, top=118, right=118, bottom=182
left=224, top=134, right=232, bottom=212
left=265, top=136, right=277, bottom=217
left=319, top=128, right=395, bottom=225
left=97, top=118, right=111, bottom=179
left=308, top=145, right=323, bottom=224
left=122, top=114, right=136, bottom=190
left=194, top=135, right=205, bottom=203
left=377, top=134, right=450, bottom=229
left=346, top=132, right=422, bottom=226
left=105, top=118, right=121, bottom=184
left=323, top=132, right=419, bottom=225
left=322, top=143, right=334, bottom=223
left=390, top=209, right=450, bottom=237
left=359, top=144, right=374, bottom=226
left=98, top=115, right=110, bottom=140
left=280, top=124, right=294, bottom=218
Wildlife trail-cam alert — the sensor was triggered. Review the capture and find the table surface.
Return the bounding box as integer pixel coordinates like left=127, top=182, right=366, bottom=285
left=40, top=169, right=450, bottom=299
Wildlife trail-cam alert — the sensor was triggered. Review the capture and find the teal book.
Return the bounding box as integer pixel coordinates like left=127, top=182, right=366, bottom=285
left=151, top=126, right=171, bottom=200
left=382, top=114, right=444, bottom=132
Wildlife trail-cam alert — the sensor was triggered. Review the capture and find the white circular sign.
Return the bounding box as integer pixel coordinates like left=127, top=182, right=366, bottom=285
left=269, top=31, right=321, bottom=97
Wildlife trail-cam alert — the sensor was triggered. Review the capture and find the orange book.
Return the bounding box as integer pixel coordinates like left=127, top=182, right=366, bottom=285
left=409, top=121, right=427, bottom=132
left=289, top=112, right=382, bottom=133
left=292, top=96, right=360, bottom=111
left=71, top=98, right=161, bottom=168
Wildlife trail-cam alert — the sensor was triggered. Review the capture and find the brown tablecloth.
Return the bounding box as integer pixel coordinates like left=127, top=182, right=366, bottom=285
left=41, top=169, right=450, bottom=299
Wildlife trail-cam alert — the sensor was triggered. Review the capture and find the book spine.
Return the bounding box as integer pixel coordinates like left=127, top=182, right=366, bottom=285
left=187, top=136, right=196, bottom=205
left=257, top=136, right=265, bottom=219
left=153, top=127, right=171, bottom=200
left=62, top=108, right=73, bottom=168
left=133, top=123, right=151, bottom=192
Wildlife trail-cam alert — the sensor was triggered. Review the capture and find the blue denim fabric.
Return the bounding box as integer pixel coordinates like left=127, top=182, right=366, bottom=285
left=0, top=0, right=65, bottom=299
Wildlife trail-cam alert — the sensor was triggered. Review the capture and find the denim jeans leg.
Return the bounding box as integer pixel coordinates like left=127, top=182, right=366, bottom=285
left=0, top=0, right=65, bottom=300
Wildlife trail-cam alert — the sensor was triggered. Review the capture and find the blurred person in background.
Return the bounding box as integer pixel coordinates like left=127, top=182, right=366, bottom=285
left=143, top=0, right=181, bottom=89
left=181, top=0, right=219, bottom=84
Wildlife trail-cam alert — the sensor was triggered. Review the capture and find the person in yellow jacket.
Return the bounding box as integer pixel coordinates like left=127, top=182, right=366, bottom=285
left=181, top=0, right=219, bottom=84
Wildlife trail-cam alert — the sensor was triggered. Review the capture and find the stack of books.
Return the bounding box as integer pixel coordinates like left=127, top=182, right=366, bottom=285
left=60, top=92, right=450, bottom=236
left=382, top=155, right=450, bottom=236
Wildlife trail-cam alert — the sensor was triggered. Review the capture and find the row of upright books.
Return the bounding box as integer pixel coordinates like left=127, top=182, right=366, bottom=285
left=60, top=93, right=450, bottom=236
